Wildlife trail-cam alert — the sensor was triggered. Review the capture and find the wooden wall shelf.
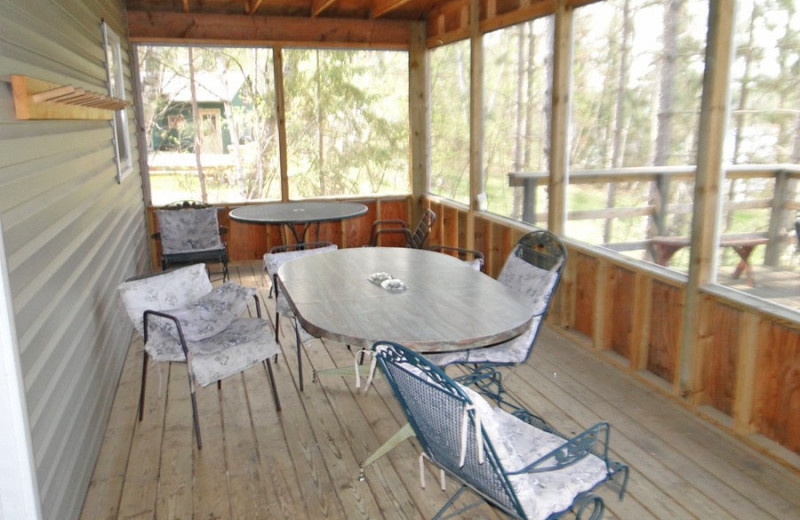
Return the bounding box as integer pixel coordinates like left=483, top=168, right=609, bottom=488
left=11, top=74, right=128, bottom=121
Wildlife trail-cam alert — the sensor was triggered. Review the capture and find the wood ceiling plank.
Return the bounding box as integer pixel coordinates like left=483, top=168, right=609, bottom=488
left=127, top=10, right=412, bottom=49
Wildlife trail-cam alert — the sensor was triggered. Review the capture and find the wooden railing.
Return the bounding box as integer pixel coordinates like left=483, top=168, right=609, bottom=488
left=509, top=164, right=800, bottom=265
left=422, top=194, right=800, bottom=464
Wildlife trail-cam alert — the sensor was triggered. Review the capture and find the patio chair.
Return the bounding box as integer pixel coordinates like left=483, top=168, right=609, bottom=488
left=372, top=341, right=629, bottom=520
left=263, top=241, right=337, bottom=298
left=118, top=264, right=281, bottom=449
left=265, top=242, right=338, bottom=391
left=425, top=230, right=567, bottom=404
left=154, top=200, right=229, bottom=281
left=429, top=244, right=485, bottom=272
left=369, top=207, right=437, bottom=248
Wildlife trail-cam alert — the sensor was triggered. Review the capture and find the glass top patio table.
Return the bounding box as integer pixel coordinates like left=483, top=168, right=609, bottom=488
left=229, top=201, right=368, bottom=244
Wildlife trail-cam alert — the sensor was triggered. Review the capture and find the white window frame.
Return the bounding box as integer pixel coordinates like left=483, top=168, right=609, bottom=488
left=102, top=20, right=133, bottom=182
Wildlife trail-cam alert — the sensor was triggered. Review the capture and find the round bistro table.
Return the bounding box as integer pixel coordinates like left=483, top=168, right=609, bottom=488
left=229, top=201, right=368, bottom=244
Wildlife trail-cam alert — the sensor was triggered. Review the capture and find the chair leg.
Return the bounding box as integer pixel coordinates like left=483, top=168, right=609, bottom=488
left=275, top=311, right=281, bottom=342
left=190, top=389, right=203, bottom=450
left=138, top=351, right=149, bottom=421
left=265, top=359, right=281, bottom=412
left=295, top=323, right=304, bottom=392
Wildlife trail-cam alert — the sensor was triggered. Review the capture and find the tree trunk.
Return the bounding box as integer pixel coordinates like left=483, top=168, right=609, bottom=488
left=605, top=0, right=632, bottom=243
left=316, top=50, right=326, bottom=196
left=216, top=53, right=245, bottom=199
left=188, top=47, right=208, bottom=203
left=647, top=0, right=683, bottom=254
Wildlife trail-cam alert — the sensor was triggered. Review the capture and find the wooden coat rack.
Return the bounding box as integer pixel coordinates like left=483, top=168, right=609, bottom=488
left=11, top=74, right=128, bottom=121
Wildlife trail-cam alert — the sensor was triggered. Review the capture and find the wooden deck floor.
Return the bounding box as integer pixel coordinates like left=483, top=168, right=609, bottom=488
left=79, top=262, right=800, bottom=520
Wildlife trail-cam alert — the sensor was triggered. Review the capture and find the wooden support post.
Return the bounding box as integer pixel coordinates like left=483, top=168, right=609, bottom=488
left=630, top=273, right=652, bottom=370
left=273, top=47, right=290, bottom=201
left=409, top=22, right=429, bottom=225
left=732, top=312, right=759, bottom=434
left=679, top=1, right=735, bottom=398
left=593, top=260, right=610, bottom=352
left=522, top=178, right=537, bottom=225
left=548, top=0, right=573, bottom=235
left=467, top=0, right=483, bottom=251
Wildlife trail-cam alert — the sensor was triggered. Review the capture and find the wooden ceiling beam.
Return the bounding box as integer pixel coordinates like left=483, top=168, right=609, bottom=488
left=371, top=0, right=413, bottom=19
left=311, top=0, right=337, bottom=17
left=127, top=11, right=412, bottom=49
left=248, top=0, right=265, bottom=15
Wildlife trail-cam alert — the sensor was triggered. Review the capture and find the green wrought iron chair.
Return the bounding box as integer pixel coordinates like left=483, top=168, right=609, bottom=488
left=425, top=230, right=567, bottom=404
left=372, top=341, right=629, bottom=520
left=369, top=207, right=437, bottom=248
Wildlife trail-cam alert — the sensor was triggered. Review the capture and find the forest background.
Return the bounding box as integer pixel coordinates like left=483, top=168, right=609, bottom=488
left=136, top=0, right=800, bottom=266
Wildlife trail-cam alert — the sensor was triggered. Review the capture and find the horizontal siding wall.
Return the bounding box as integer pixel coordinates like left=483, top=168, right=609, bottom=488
left=0, top=1, right=146, bottom=519
left=422, top=195, right=800, bottom=465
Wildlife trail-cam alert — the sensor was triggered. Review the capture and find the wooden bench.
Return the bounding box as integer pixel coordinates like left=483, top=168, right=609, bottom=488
left=650, top=232, right=770, bottom=286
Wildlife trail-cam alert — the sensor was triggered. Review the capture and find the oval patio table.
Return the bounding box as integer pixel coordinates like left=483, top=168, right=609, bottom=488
left=229, top=201, right=368, bottom=245
left=276, top=247, right=534, bottom=351
left=276, top=246, right=536, bottom=479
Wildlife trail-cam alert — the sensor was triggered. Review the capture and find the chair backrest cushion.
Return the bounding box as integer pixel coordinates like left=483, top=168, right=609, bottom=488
left=156, top=207, right=223, bottom=254
left=263, top=243, right=338, bottom=275
left=118, top=264, right=212, bottom=336
left=497, top=253, right=559, bottom=315
left=157, top=282, right=256, bottom=341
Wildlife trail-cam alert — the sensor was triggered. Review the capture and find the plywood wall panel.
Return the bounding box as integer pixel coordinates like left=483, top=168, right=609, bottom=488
left=647, top=281, right=683, bottom=384
left=608, top=265, right=636, bottom=360
left=573, top=252, right=597, bottom=337
left=753, top=322, right=800, bottom=454
left=700, top=298, right=741, bottom=415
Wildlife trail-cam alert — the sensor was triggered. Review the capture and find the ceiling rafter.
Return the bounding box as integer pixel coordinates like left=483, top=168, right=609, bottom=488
left=371, top=0, right=414, bottom=19
left=247, top=0, right=265, bottom=15
left=311, top=0, right=337, bottom=17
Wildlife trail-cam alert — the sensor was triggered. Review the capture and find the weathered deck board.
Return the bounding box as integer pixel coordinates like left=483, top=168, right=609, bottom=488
left=79, top=261, right=800, bottom=520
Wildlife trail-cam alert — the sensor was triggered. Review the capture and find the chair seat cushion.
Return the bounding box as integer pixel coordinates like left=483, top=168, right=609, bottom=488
left=459, top=384, right=608, bottom=520
left=154, top=282, right=256, bottom=341
left=146, top=318, right=280, bottom=386
left=425, top=317, right=539, bottom=367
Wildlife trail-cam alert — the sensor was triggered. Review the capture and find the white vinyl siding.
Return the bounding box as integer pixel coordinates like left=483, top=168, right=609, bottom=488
left=0, top=1, right=147, bottom=519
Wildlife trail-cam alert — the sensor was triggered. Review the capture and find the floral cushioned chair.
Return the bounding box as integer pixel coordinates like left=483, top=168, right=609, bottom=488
left=154, top=200, right=229, bottom=281
left=373, top=341, right=629, bottom=520
left=118, top=263, right=280, bottom=448
left=425, top=230, right=567, bottom=404
left=264, top=241, right=338, bottom=391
